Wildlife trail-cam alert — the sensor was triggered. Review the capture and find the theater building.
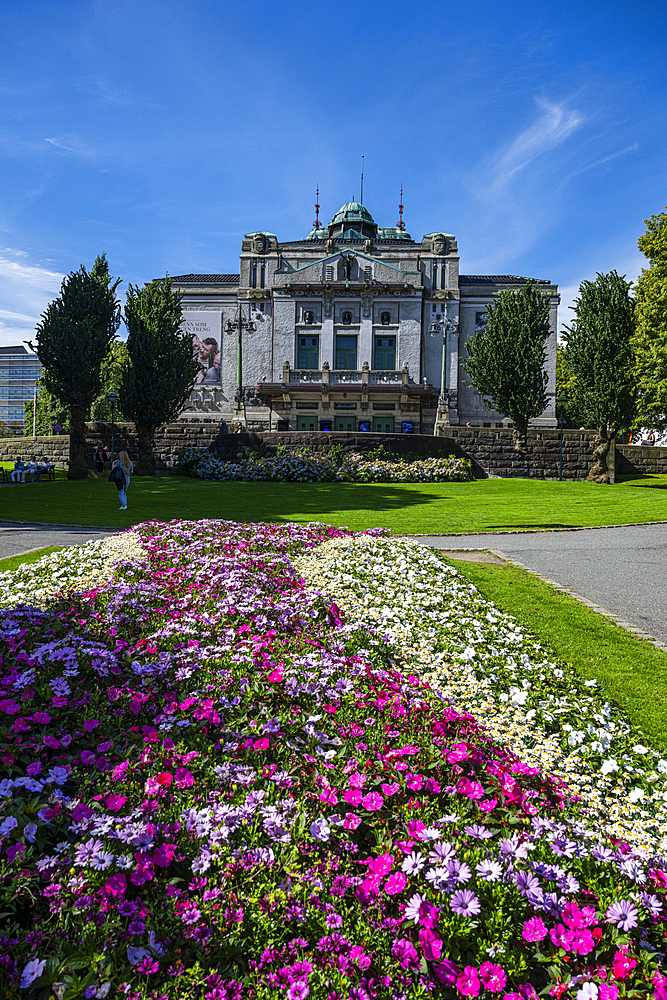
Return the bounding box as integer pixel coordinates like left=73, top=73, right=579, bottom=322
left=171, top=199, right=558, bottom=433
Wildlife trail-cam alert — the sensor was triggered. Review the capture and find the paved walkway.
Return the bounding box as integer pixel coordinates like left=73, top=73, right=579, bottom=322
left=0, top=521, right=116, bottom=562
left=414, top=523, right=667, bottom=651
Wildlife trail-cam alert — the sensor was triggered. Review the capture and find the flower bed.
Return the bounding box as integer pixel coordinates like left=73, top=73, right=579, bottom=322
left=177, top=446, right=471, bottom=483
left=0, top=521, right=665, bottom=1000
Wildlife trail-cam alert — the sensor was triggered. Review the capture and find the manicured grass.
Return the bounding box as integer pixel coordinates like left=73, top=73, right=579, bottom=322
left=0, top=545, right=64, bottom=574
left=443, top=554, right=667, bottom=749
left=0, top=473, right=666, bottom=533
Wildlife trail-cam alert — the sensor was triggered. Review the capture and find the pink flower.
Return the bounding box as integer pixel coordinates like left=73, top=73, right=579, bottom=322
left=385, top=871, right=407, bottom=895
left=347, top=772, right=367, bottom=788
left=381, top=782, right=400, bottom=796
left=391, top=938, right=419, bottom=970
left=97, top=741, right=112, bottom=752
left=434, top=959, right=459, bottom=986
left=611, top=949, right=636, bottom=982
left=522, top=917, right=548, bottom=942
left=106, top=793, right=127, bottom=812
left=33, top=712, right=51, bottom=725
left=569, top=928, right=595, bottom=956
left=174, top=768, right=195, bottom=788
left=83, top=719, right=99, bottom=731
left=447, top=743, right=470, bottom=762
left=456, top=966, right=481, bottom=997
left=361, top=792, right=384, bottom=810
left=418, top=901, right=440, bottom=929
left=563, top=900, right=586, bottom=929
left=550, top=923, right=573, bottom=951
left=102, top=873, right=127, bottom=898
left=52, top=696, right=68, bottom=708
left=26, top=762, right=42, bottom=776
left=599, top=986, right=619, bottom=1000
left=419, top=927, right=442, bottom=961
left=112, top=761, right=129, bottom=781
left=369, top=853, right=394, bottom=875
left=253, top=738, right=270, bottom=750
left=479, top=962, right=507, bottom=993
left=343, top=788, right=362, bottom=805
left=342, top=812, right=361, bottom=830
left=43, top=735, right=60, bottom=749
left=406, top=773, right=424, bottom=791
left=267, top=668, right=283, bottom=682
left=425, top=778, right=440, bottom=793
left=350, top=946, right=371, bottom=971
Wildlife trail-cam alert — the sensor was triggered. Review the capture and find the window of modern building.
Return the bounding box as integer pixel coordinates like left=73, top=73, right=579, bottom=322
left=297, top=335, right=320, bottom=369
left=373, top=335, right=396, bottom=370
left=335, top=334, right=357, bottom=370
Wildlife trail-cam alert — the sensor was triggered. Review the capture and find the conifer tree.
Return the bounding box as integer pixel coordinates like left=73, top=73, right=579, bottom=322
left=120, top=277, right=199, bottom=474
left=33, top=255, right=121, bottom=478
left=463, top=281, right=552, bottom=452
left=562, top=271, right=635, bottom=482
left=633, top=207, right=667, bottom=430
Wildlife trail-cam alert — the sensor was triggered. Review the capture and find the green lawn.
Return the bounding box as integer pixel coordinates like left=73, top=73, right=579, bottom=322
left=443, top=555, right=667, bottom=749
left=0, top=473, right=665, bottom=533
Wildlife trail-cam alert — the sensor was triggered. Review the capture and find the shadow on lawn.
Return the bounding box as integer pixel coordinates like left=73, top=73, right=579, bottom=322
left=229, top=482, right=447, bottom=521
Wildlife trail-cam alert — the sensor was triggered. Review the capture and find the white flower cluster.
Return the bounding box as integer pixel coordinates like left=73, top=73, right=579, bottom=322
left=295, top=535, right=667, bottom=854
left=0, top=532, right=146, bottom=608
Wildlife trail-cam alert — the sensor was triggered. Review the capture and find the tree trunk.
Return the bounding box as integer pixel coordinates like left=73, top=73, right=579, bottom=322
left=135, top=422, right=155, bottom=476
left=67, top=405, right=89, bottom=479
left=512, top=416, right=528, bottom=453
left=587, top=426, right=614, bottom=483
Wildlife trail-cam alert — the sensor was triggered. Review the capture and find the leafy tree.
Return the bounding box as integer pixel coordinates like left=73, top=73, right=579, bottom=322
left=463, top=281, right=552, bottom=452
left=633, top=207, right=667, bottom=431
left=32, top=255, right=121, bottom=478
left=562, top=271, right=635, bottom=483
left=120, top=277, right=199, bottom=474
left=24, top=342, right=129, bottom=436
left=555, top=342, right=588, bottom=428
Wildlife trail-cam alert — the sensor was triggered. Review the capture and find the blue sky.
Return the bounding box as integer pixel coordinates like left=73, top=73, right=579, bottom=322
left=1, top=0, right=665, bottom=348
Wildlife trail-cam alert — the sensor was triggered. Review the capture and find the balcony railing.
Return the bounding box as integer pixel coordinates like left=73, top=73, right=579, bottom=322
left=286, top=364, right=409, bottom=386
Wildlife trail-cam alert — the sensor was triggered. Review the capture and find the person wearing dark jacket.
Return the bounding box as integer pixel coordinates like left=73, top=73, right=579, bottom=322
left=94, top=441, right=108, bottom=477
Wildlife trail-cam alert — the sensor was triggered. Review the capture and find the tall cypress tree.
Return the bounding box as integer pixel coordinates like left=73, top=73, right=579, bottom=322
left=120, top=277, right=199, bottom=474
left=562, top=271, right=635, bottom=482
left=633, top=207, right=667, bottom=431
left=463, top=282, right=552, bottom=452
left=33, top=255, right=121, bottom=478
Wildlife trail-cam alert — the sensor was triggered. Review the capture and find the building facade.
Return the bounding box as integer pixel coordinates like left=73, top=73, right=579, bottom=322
left=0, top=346, right=42, bottom=436
left=171, top=201, right=559, bottom=433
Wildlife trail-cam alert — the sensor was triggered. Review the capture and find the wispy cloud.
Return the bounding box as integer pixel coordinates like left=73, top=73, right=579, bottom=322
left=0, top=253, right=63, bottom=348
left=489, top=98, right=583, bottom=192
left=44, top=135, right=95, bottom=156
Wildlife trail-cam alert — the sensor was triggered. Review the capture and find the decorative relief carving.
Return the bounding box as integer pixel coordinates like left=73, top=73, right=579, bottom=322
left=361, top=287, right=373, bottom=318
left=253, top=234, right=267, bottom=254
left=323, top=288, right=334, bottom=318
left=432, top=234, right=448, bottom=255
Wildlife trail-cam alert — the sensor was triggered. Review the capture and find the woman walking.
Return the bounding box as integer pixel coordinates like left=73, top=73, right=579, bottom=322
left=111, top=450, right=133, bottom=509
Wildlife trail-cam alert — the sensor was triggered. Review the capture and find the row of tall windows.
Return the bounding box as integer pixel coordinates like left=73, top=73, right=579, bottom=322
left=297, top=335, right=396, bottom=371
left=432, top=261, right=446, bottom=290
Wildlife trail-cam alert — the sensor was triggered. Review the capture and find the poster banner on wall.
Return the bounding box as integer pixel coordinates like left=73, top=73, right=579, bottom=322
left=181, top=311, right=222, bottom=384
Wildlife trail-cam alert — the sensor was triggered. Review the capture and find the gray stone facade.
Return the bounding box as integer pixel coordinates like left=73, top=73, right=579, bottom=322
left=169, top=200, right=559, bottom=435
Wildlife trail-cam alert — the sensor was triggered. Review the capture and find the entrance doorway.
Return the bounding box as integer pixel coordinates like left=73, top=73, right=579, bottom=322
left=297, top=415, right=318, bottom=431
left=372, top=416, right=395, bottom=433
left=334, top=415, right=356, bottom=431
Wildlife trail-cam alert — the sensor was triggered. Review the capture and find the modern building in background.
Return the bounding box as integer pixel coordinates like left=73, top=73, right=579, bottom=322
left=170, top=198, right=559, bottom=433
left=0, top=346, right=41, bottom=437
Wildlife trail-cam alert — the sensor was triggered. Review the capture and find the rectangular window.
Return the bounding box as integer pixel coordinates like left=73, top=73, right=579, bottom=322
left=364, top=265, right=372, bottom=281
left=432, top=261, right=438, bottom=287
left=325, top=265, right=333, bottom=281
left=334, top=403, right=357, bottom=409
left=373, top=403, right=395, bottom=410
left=441, top=262, right=446, bottom=289
left=373, top=335, right=396, bottom=370
left=335, top=334, right=357, bottom=370
left=297, top=335, right=319, bottom=370
left=260, top=261, right=265, bottom=288
left=251, top=261, right=257, bottom=288
left=296, top=401, right=319, bottom=409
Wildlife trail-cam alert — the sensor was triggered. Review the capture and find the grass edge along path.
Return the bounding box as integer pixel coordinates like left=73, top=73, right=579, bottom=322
left=443, top=554, right=667, bottom=749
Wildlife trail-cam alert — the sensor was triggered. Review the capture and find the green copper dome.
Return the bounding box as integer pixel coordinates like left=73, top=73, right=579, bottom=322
left=329, top=202, right=376, bottom=227
left=328, top=201, right=377, bottom=240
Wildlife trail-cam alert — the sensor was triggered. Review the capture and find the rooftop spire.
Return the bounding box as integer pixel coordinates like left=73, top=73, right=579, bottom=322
left=313, top=184, right=320, bottom=229
left=397, top=184, right=405, bottom=230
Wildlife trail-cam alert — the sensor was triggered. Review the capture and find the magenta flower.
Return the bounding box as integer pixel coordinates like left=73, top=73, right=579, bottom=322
left=391, top=938, right=418, bottom=969
left=419, top=927, right=443, bottom=961
left=384, top=871, right=407, bottom=895
left=381, top=781, right=400, bottom=796
left=434, top=958, right=458, bottom=986
left=342, top=812, right=361, bottom=830
left=369, top=853, right=394, bottom=876
left=456, top=966, right=481, bottom=997
left=343, top=788, right=362, bottom=806
left=106, top=793, right=127, bottom=812
left=83, top=719, right=99, bottom=731
left=360, top=792, right=383, bottom=810
left=479, top=962, right=507, bottom=993
left=26, top=761, right=42, bottom=776
left=522, top=916, right=548, bottom=942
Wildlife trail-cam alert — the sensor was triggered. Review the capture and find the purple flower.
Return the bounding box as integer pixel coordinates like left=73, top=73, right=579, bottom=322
left=20, top=958, right=46, bottom=989
left=450, top=889, right=481, bottom=917
left=476, top=859, right=502, bottom=882
left=404, top=892, right=424, bottom=923
left=606, top=899, right=639, bottom=931
left=310, top=817, right=330, bottom=842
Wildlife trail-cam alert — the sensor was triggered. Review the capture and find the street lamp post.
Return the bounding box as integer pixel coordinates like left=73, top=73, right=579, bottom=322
left=225, top=303, right=256, bottom=423
left=556, top=395, right=567, bottom=481
left=430, top=313, right=458, bottom=426
left=107, top=391, right=119, bottom=463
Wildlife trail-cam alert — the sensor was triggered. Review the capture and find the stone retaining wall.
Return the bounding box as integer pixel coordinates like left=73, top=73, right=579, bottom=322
left=6, top=422, right=667, bottom=481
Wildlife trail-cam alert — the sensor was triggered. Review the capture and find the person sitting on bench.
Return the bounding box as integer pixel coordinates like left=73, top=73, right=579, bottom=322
left=37, top=458, right=54, bottom=480
left=25, top=456, right=41, bottom=482
left=10, top=458, right=25, bottom=483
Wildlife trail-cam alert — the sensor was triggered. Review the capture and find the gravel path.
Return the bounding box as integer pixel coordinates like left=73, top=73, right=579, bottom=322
left=414, top=522, right=667, bottom=651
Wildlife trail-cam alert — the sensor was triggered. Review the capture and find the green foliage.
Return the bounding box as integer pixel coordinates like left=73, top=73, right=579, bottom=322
left=555, top=343, right=588, bottom=428
left=633, top=208, right=667, bottom=431
left=120, top=277, right=199, bottom=473
left=562, top=271, right=636, bottom=434
left=463, top=282, right=551, bottom=451
left=89, top=342, right=129, bottom=421
left=33, top=254, right=121, bottom=477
